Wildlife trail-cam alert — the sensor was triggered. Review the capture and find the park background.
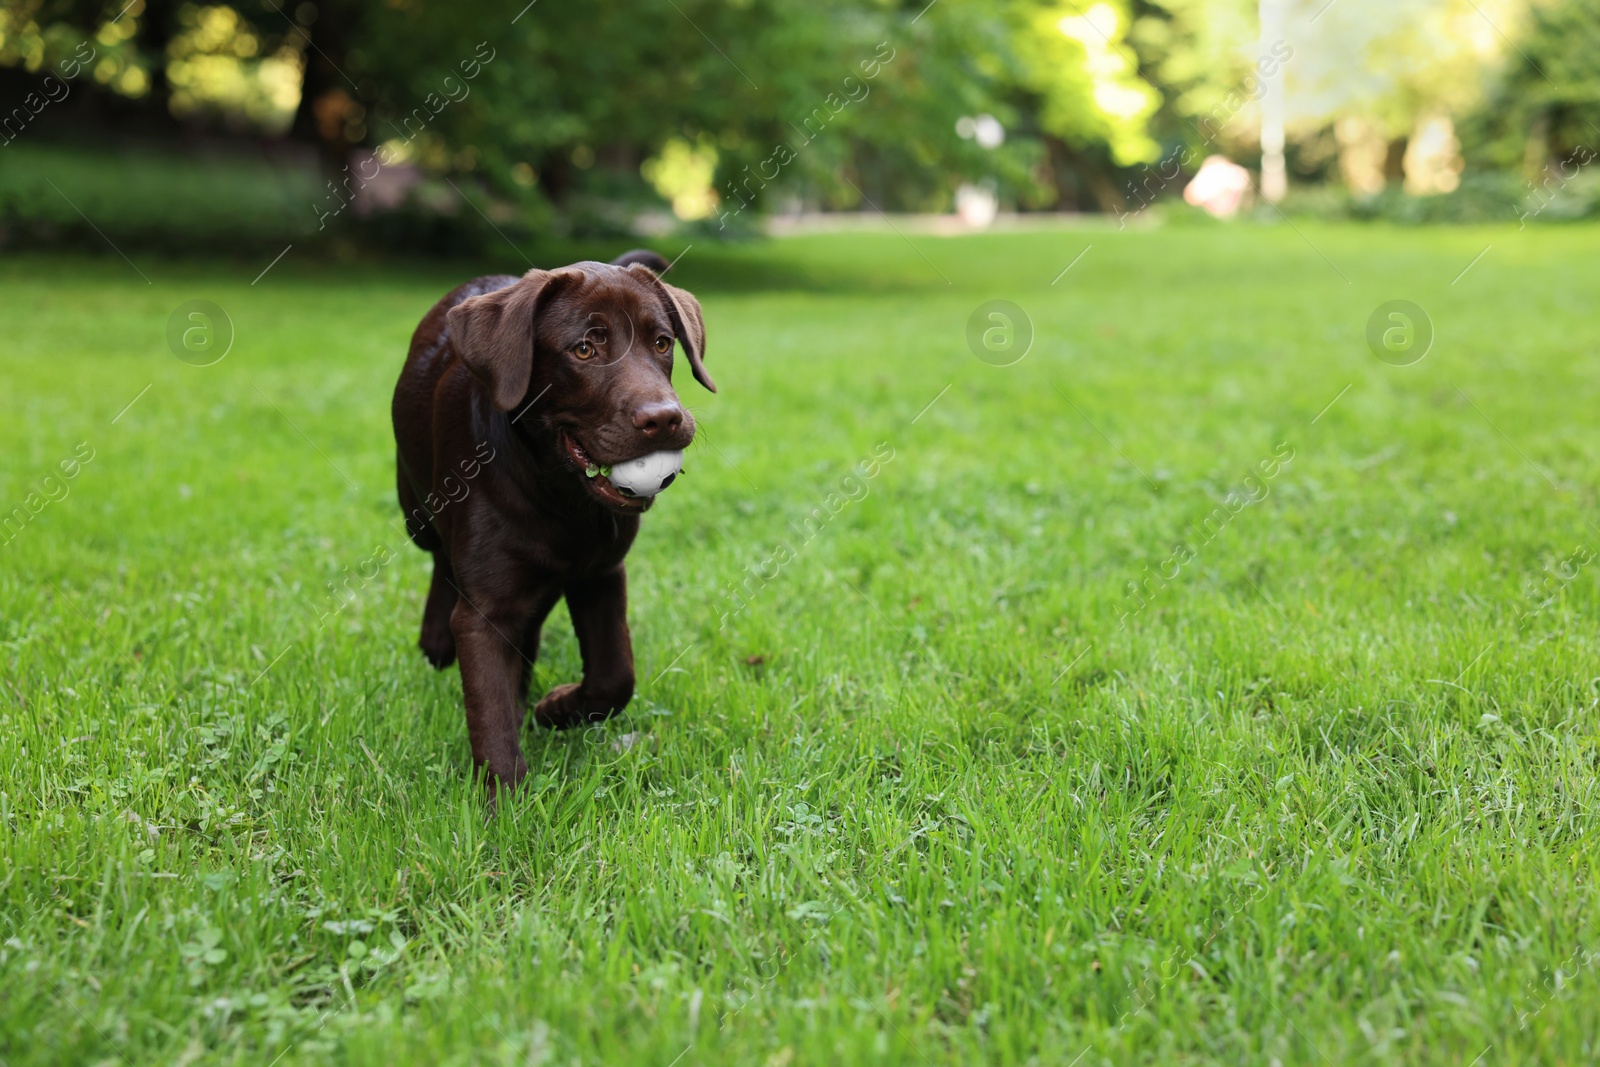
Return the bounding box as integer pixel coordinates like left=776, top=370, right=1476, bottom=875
left=3, top=1, right=1600, bottom=1066
left=0, top=0, right=1597, bottom=247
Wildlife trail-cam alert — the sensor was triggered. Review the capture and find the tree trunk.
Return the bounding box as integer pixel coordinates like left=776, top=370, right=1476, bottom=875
left=288, top=1, right=362, bottom=177
left=134, top=0, right=181, bottom=133
left=1045, top=136, right=1124, bottom=214
left=1383, top=137, right=1407, bottom=186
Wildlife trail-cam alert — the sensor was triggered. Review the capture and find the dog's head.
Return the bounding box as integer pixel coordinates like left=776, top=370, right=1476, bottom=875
left=446, top=261, right=714, bottom=513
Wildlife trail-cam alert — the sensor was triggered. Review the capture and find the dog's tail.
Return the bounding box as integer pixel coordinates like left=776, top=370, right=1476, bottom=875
left=611, top=248, right=671, bottom=274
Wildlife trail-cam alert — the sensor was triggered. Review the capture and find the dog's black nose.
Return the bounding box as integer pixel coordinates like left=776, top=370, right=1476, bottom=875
left=631, top=400, right=684, bottom=438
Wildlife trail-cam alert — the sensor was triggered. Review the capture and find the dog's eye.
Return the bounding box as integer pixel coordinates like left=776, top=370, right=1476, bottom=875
left=574, top=340, right=595, bottom=360
left=653, top=336, right=672, bottom=354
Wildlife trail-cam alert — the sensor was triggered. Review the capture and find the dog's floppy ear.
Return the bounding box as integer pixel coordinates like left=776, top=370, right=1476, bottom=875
left=447, top=269, right=565, bottom=411
left=630, top=264, right=715, bottom=393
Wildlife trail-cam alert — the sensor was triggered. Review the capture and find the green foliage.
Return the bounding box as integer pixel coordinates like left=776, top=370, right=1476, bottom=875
left=1, top=0, right=1174, bottom=216
left=1133, top=0, right=1258, bottom=146
left=1009, top=0, right=1161, bottom=164
left=346, top=0, right=1066, bottom=213
left=4, top=225, right=1600, bottom=1062
left=0, top=0, right=127, bottom=83
left=1462, top=0, right=1600, bottom=170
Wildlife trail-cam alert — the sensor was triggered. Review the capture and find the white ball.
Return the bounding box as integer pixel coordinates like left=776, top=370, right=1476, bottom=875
left=608, top=449, right=684, bottom=498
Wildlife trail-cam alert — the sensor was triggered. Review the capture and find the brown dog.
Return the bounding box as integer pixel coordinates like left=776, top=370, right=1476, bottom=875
left=391, top=250, right=713, bottom=797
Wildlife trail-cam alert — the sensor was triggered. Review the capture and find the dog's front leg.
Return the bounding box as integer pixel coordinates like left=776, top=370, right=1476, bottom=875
left=451, top=598, right=534, bottom=798
left=534, top=565, right=635, bottom=728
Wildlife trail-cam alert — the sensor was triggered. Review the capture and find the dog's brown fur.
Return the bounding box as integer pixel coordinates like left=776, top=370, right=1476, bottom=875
left=392, top=250, right=713, bottom=798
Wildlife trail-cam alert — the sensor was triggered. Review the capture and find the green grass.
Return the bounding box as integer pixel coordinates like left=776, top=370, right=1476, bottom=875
left=2, top=222, right=1599, bottom=1065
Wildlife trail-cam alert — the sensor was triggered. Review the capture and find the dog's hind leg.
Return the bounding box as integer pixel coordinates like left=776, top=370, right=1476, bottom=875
left=420, top=552, right=459, bottom=668
left=398, top=461, right=458, bottom=668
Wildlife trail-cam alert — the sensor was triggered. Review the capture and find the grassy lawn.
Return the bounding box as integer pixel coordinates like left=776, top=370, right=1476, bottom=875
left=2, top=221, right=1598, bottom=1065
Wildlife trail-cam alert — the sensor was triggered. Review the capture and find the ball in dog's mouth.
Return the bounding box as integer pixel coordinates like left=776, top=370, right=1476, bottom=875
left=606, top=450, right=683, bottom=499
left=561, top=433, right=682, bottom=510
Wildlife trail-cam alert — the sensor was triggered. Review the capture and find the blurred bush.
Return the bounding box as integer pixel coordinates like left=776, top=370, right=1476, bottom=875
left=0, top=142, right=560, bottom=257
left=1278, top=170, right=1600, bottom=225
left=0, top=143, right=324, bottom=255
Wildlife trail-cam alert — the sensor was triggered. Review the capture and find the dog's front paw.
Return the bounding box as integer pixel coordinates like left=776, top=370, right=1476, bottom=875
left=534, top=682, right=624, bottom=729
left=419, top=620, right=456, bottom=669
left=533, top=683, right=587, bottom=728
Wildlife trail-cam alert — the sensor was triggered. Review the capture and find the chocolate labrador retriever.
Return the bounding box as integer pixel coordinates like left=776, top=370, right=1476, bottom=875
left=392, top=250, right=713, bottom=797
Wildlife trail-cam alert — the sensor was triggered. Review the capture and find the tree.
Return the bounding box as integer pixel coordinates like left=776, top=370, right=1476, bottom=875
left=1463, top=0, right=1600, bottom=173
left=335, top=0, right=1165, bottom=217
left=1, top=0, right=1172, bottom=221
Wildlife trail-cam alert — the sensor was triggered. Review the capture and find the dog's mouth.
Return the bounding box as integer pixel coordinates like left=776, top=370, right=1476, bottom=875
left=560, top=431, right=653, bottom=513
